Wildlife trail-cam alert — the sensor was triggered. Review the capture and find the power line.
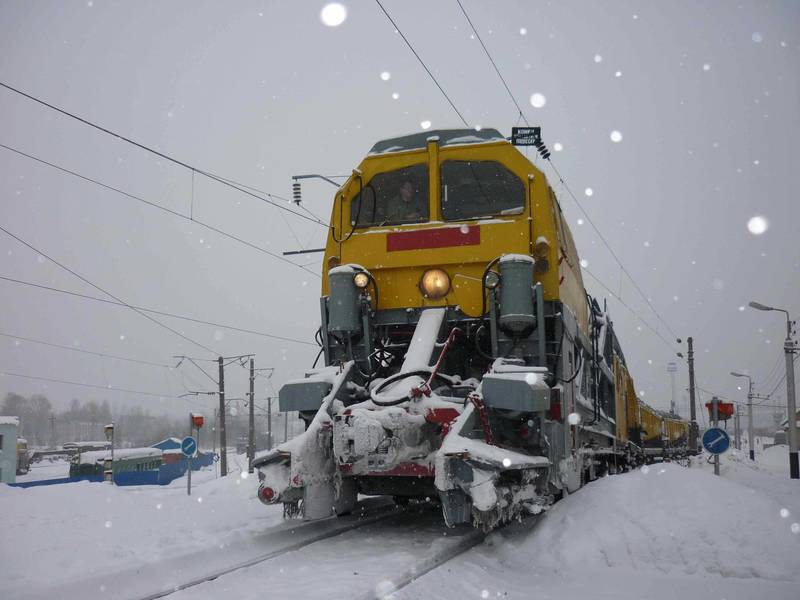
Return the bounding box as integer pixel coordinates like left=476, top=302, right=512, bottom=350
left=760, top=353, right=785, bottom=389
left=0, top=224, right=220, bottom=356
left=546, top=161, right=679, bottom=343
left=455, top=0, right=528, bottom=124
left=0, top=81, right=328, bottom=229
left=582, top=266, right=676, bottom=353
left=0, top=370, right=186, bottom=400
left=758, top=354, right=799, bottom=402
left=0, top=142, right=320, bottom=278
left=210, top=172, right=328, bottom=228
left=0, top=331, right=175, bottom=369
left=0, top=274, right=317, bottom=346
left=373, top=0, right=469, bottom=127
left=452, top=1, right=679, bottom=344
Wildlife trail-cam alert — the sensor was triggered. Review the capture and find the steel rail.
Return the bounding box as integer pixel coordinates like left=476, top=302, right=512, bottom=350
left=132, top=502, right=399, bottom=600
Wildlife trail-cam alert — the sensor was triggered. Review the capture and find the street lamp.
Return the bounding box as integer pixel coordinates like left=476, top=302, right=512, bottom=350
left=730, top=372, right=754, bottom=460
left=749, top=301, right=798, bottom=479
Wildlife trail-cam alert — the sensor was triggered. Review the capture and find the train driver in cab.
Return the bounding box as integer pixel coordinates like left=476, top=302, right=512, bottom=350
left=383, top=180, right=427, bottom=224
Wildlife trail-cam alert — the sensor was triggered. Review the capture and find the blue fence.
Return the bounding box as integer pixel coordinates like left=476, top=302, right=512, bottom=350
left=8, top=452, right=215, bottom=488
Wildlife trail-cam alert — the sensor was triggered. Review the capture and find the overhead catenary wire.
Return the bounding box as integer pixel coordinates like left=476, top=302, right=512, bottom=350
left=0, top=274, right=317, bottom=346
left=453, top=0, right=680, bottom=345
left=0, top=224, right=220, bottom=356
left=756, top=353, right=799, bottom=403
left=0, top=142, right=320, bottom=278
left=0, top=370, right=198, bottom=402
left=0, top=81, right=328, bottom=229
left=373, top=0, right=469, bottom=127
left=455, top=0, right=529, bottom=125
left=0, top=331, right=175, bottom=369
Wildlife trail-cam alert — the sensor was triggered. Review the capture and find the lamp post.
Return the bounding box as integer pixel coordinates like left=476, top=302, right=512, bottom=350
left=730, top=372, right=754, bottom=461
left=749, top=301, right=798, bottom=479
left=104, top=422, right=115, bottom=485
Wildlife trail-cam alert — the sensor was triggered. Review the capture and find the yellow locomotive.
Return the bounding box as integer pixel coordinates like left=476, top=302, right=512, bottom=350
left=254, top=129, right=691, bottom=529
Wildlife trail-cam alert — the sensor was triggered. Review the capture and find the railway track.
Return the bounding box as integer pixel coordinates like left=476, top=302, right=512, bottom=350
left=145, top=507, right=539, bottom=600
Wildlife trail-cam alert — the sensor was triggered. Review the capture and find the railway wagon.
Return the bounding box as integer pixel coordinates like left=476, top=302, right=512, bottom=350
left=254, top=128, right=692, bottom=529
left=70, top=447, right=162, bottom=479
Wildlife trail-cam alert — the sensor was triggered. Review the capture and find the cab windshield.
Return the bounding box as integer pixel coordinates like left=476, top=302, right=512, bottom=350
left=440, top=160, right=525, bottom=221
left=350, top=163, right=429, bottom=227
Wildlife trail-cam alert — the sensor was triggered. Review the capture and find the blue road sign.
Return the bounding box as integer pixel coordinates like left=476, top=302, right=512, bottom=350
left=181, top=436, right=197, bottom=457
left=702, top=427, right=730, bottom=455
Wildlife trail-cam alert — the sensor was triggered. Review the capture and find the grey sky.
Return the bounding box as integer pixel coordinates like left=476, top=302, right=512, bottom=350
left=1, top=1, right=798, bottom=426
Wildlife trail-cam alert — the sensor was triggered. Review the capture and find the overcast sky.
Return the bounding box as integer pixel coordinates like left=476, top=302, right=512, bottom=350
left=1, top=1, right=798, bottom=427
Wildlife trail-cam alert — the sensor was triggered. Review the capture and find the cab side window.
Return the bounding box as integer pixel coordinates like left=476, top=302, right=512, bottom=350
left=350, top=163, right=429, bottom=227
left=440, top=160, right=524, bottom=221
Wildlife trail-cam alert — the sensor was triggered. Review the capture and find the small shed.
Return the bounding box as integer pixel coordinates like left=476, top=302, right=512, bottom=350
left=0, top=416, right=20, bottom=483
left=151, top=437, right=182, bottom=452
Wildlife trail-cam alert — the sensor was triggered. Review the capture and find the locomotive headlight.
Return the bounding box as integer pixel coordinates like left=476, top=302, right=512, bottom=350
left=353, top=272, right=370, bottom=289
left=484, top=270, right=500, bottom=289
left=420, top=268, right=451, bottom=299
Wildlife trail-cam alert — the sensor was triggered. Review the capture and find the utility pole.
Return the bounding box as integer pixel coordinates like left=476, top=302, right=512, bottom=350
left=49, top=414, right=56, bottom=449
left=712, top=396, right=720, bottom=476
left=747, top=380, right=755, bottom=461
left=284, top=411, right=288, bottom=443
left=667, top=362, right=677, bottom=415
left=248, top=358, right=255, bottom=473
left=687, top=337, right=698, bottom=452
left=786, top=325, right=799, bottom=479
left=734, top=405, right=741, bottom=450
left=731, top=372, right=755, bottom=460
left=218, top=356, right=227, bottom=477
left=749, top=301, right=798, bottom=479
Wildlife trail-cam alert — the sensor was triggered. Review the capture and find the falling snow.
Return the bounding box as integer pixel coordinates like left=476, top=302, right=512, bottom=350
left=320, top=3, right=347, bottom=27
left=529, top=93, right=546, bottom=108
left=747, top=215, right=768, bottom=235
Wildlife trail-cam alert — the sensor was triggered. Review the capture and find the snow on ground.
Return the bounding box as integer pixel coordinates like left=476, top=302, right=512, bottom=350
left=3, top=448, right=800, bottom=600
left=0, top=454, right=284, bottom=599
left=14, top=458, right=70, bottom=482
left=396, top=456, right=800, bottom=600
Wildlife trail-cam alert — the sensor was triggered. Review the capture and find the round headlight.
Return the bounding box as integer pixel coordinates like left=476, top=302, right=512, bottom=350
left=353, top=272, right=370, bottom=289
left=420, top=268, right=451, bottom=300
left=484, top=270, right=500, bottom=289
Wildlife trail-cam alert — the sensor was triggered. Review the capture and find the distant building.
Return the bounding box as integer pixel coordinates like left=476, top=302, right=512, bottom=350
left=0, top=417, right=20, bottom=483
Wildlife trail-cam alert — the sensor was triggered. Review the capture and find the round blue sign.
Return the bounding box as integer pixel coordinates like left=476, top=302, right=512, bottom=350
left=181, top=436, right=197, bottom=457
left=702, top=427, right=730, bottom=455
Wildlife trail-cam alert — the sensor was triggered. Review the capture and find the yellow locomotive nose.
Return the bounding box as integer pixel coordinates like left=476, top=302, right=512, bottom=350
left=419, top=268, right=450, bottom=299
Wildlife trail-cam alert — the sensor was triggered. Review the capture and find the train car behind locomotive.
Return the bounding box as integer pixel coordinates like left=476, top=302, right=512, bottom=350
left=254, top=128, right=691, bottom=529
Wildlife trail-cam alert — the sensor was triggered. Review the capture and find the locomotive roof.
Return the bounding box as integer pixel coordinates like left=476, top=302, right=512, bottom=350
left=368, top=128, right=506, bottom=155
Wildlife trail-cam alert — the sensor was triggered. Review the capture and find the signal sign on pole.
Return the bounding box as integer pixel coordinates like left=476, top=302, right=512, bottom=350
left=181, top=436, right=197, bottom=457
left=702, top=427, right=730, bottom=455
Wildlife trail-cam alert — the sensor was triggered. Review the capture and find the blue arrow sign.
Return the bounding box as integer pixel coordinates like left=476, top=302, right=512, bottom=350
left=181, top=436, right=197, bottom=457
left=702, top=427, right=730, bottom=455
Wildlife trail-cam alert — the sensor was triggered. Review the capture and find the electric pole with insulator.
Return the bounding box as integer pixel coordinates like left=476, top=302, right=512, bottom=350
left=248, top=358, right=255, bottom=473
left=749, top=301, right=799, bottom=479
left=677, top=337, right=699, bottom=452
left=218, top=356, right=227, bottom=476
left=731, top=372, right=755, bottom=460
